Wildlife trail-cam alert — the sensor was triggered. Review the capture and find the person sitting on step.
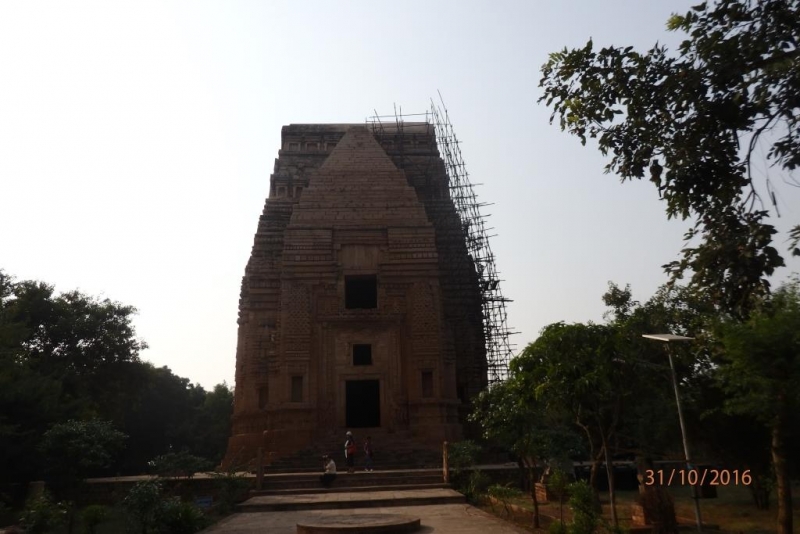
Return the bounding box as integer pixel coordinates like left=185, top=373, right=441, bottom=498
left=320, top=455, right=337, bottom=488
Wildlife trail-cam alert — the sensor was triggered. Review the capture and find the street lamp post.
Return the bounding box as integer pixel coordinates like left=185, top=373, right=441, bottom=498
left=642, top=334, right=703, bottom=533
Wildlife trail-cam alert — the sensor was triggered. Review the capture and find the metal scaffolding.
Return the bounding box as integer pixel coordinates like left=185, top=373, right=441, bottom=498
left=366, top=98, right=515, bottom=383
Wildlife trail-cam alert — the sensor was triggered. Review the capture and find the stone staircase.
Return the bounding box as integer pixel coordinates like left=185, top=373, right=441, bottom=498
left=253, top=469, right=447, bottom=495
left=265, top=430, right=443, bottom=473
left=240, top=469, right=463, bottom=512
left=234, top=430, right=463, bottom=514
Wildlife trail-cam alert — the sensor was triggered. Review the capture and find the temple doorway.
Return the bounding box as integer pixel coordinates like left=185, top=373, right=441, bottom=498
left=345, top=380, right=380, bottom=428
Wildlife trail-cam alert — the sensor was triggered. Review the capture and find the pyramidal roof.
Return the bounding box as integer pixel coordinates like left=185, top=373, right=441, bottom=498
left=319, top=126, right=399, bottom=172
left=288, top=125, right=431, bottom=228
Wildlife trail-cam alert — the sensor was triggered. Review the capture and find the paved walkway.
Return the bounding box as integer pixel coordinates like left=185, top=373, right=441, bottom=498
left=202, top=503, right=530, bottom=533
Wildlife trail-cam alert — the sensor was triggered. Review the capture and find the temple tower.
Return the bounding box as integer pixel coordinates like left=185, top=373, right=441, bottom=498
left=223, top=124, right=486, bottom=466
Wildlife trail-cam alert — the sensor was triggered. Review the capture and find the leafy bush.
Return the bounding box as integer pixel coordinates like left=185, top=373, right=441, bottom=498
left=80, top=504, right=110, bottom=534
left=207, top=469, right=251, bottom=515
left=487, top=483, right=522, bottom=516
left=447, top=440, right=485, bottom=500
left=461, top=470, right=490, bottom=502
left=567, top=480, right=598, bottom=534
left=548, top=468, right=570, bottom=527
left=448, top=440, right=481, bottom=473
left=40, top=420, right=127, bottom=484
left=154, top=497, right=207, bottom=534
left=122, top=480, right=163, bottom=534
left=19, top=491, right=67, bottom=534
left=548, top=521, right=568, bottom=534
left=122, top=480, right=208, bottom=534
left=149, top=451, right=212, bottom=479
left=0, top=499, right=15, bottom=527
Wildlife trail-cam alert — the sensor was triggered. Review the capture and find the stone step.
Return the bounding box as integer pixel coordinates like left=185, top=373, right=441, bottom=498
left=269, top=452, right=441, bottom=471
left=253, top=483, right=449, bottom=496
left=237, top=488, right=465, bottom=512
left=260, top=472, right=442, bottom=489
left=260, top=467, right=441, bottom=479
left=263, top=463, right=441, bottom=474
left=261, top=477, right=442, bottom=490
left=274, top=449, right=440, bottom=459
left=268, top=456, right=441, bottom=467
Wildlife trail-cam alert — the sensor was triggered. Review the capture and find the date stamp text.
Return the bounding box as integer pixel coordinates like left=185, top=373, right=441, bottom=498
left=644, top=469, right=751, bottom=486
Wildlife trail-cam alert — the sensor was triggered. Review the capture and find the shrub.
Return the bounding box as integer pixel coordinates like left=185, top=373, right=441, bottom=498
left=19, top=491, right=67, bottom=534
left=548, top=468, right=570, bottom=527
left=80, top=504, right=110, bottom=534
left=0, top=499, right=15, bottom=527
left=123, top=480, right=208, bottom=534
left=448, top=440, right=485, bottom=500
left=154, top=497, right=207, bottom=534
left=149, top=452, right=212, bottom=480
left=487, top=483, right=522, bottom=516
left=122, top=480, right=163, bottom=534
left=548, top=521, right=568, bottom=534
left=567, top=480, right=598, bottom=534
left=463, top=470, right=490, bottom=502
left=448, top=440, right=481, bottom=474
left=207, top=466, right=251, bottom=515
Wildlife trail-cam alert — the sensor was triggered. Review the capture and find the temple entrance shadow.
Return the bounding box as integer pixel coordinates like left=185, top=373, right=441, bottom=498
left=346, top=380, right=380, bottom=428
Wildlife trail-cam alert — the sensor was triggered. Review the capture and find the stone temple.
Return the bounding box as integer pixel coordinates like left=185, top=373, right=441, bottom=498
left=222, top=123, right=489, bottom=468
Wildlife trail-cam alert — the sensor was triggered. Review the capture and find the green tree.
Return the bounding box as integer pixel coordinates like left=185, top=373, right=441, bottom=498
left=715, top=280, right=800, bottom=534
left=40, top=419, right=127, bottom=533
left=514, top=322, right=633, bottom=527
left=0, top=270, right=234, bottom=482
left=191, top=383, right=234, bottom=464
left=120, top=364, right=224, bottom=472
left=123, top=480, right=163, bottom=534
left=0, top=271, right=147, bottom=482
left=603, top=281, right=777, bottom=510
left=567, top=480, right=600, bottom=534
left=471, top=378, right=580, bottom=528
left=539, top=0, right=800, bottom=318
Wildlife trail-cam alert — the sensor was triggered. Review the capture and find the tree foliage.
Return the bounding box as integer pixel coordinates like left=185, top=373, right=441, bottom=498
left=471, top=359, right=581, bottom=527
left=539, top=0, right=800, bottom=317
left=0, top=269, right=234, bottom=483
left=40, top=419, right=128, bottom=484
left=716, top=279, right=800, bottom=421
left=714, top=279, right=800, bottom=534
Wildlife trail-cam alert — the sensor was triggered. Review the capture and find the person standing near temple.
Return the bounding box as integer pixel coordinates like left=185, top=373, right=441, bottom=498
left=344, top=431, right=357, bottom=474
left=363, top=436, right=374, bottom=472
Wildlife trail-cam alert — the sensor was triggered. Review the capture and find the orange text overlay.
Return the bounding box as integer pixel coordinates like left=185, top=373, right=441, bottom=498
left=644, top=469, right=751, bottom=486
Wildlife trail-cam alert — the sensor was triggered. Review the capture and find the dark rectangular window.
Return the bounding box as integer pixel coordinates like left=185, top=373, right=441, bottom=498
left=258, top=386, right=268, bottom=409
left=353, top=344, right=372, bottom=366
left=345, top=275, right=377, bottom=309
left=421, top=371, right=434, bottom=398
left=291, top=376, right=303, bottom=402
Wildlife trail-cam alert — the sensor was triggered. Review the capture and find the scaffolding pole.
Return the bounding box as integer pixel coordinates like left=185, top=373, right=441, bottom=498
left=429, top=96, right=514, bottom=383
left=367, top=99, right=515, bottom=384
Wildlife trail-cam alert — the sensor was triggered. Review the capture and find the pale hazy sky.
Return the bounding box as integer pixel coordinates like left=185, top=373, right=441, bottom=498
left=2, top=1, right=797, bottom=390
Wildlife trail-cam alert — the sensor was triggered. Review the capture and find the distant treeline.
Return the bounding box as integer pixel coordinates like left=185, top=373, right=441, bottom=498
left=0, top=270, right=233, bottom=484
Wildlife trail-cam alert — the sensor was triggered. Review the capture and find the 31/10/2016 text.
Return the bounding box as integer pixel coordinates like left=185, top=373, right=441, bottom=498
left=644, top=469, right=751, bottom=486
